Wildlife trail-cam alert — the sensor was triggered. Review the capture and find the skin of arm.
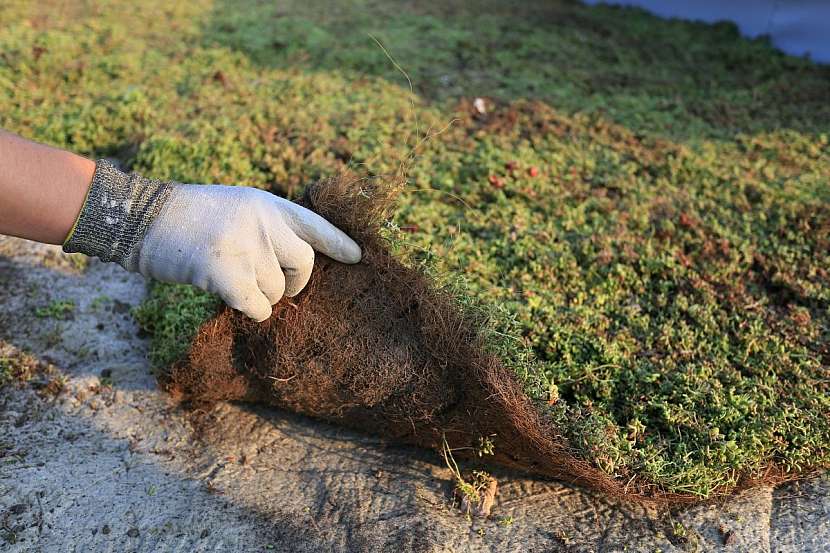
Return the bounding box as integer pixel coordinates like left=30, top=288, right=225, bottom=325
left=0, top=129, right=94, bottom=244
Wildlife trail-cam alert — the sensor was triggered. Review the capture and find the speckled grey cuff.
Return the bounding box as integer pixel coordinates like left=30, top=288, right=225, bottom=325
left=63, top=160, right=173, bottom=271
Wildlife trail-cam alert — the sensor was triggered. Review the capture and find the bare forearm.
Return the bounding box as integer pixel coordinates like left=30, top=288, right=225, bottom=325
left=0, top=130, right=94, bottom=244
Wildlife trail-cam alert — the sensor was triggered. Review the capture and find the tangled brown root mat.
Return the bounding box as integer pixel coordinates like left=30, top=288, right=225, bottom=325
left=159, top=175, right=710, bottom=503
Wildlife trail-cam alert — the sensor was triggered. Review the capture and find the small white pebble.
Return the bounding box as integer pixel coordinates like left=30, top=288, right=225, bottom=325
left=473, top=97, right=487, bottom=114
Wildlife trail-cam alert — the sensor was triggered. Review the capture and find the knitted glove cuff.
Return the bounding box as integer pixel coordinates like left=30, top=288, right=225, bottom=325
left=63, top=160, right=173, bottom=271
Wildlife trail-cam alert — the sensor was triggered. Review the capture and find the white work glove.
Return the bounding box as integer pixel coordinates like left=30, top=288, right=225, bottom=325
left=64, top=160, right=361, bottom=321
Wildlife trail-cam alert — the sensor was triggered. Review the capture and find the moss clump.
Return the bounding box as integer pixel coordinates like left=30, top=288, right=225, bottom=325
left=0, top=341, right=58, bottom=391
left=34, top=299, right=75, bottom=320
left=133, top=284, right=220, bottom=369
left=2, top=0, right=828, bottom=498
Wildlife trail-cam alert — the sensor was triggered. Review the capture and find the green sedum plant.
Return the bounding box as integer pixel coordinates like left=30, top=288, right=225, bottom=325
left=2, top=0, right=827, bottom=498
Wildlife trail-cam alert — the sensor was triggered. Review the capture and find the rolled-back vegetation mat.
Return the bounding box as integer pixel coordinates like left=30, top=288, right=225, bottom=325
left=136, top=159, right=829, bottom=503
left=154, top=173, right=629, bottom=494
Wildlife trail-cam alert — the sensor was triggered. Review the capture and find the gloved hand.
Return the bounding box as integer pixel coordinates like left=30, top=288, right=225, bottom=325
left=64, top=160, right=361, bottom=321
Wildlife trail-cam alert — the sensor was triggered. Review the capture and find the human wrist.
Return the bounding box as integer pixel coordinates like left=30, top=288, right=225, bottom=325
left=62, top=160, right=173, bottom=270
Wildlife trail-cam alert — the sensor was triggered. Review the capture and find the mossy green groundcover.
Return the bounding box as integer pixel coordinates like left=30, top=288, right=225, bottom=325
left=2, top=0, right=828, bottom=498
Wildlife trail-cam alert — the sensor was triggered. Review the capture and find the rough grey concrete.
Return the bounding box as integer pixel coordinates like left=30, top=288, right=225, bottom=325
left=0, top=236, right=827, bottom=552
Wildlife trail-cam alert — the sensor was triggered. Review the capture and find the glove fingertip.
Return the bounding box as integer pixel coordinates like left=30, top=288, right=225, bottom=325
left=250, top=310, right=272, bottom=323
left=232, top=296, right=273, bottom=322
left=330, top=238, right=362, bottom=265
